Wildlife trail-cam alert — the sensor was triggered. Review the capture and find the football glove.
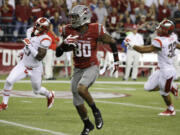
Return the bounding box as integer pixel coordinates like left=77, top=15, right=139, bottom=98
left=124, top=39, right=134, bottom=49
left=64, top=34, right=79, bottom=48
left=22, top=38, right=31, bottom=47
left=56, top=45, right=64, bottom=57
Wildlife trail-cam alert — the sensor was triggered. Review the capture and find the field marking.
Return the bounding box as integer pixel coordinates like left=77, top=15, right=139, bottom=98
left=0, top=119, right=68, bottom=135
left=1, top=80, right=180, bottom=85
left=96, top=100, right=180, bottom=112
left=0, top=80, right=144, bottom=84
left=93, top=87, right=136, bottom=91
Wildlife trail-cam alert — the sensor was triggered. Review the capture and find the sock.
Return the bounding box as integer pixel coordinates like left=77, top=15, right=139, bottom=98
left=82, top=117, right=91, bottom=127
left=168, top=105, right=174, bottom=111
left=3, top=96, right=9, bottom=105
left=90, top=103, right=99, bottom=113
left=2, top=89, right=11, bottom=104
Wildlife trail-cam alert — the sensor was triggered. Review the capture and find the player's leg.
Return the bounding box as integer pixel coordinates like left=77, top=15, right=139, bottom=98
left=124, top=50, right=133, bottom=80
left=0, top=63, right=27, bottom=111
left=30, top=66, right=54, bottom=109
left=170, top=67, right=178, bottom=99
left=71, top=67, right=94, bottom=135
left=131, top=52, right=140, bottom=80
left=158, top=69, right=176, bottom=116
left=78, top=65, right=103, bottom=130
left=144, top=70, right=160, bottom=92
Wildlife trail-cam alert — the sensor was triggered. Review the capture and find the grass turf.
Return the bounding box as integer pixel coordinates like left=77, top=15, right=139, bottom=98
left=0, top=77, right=180, bottom=135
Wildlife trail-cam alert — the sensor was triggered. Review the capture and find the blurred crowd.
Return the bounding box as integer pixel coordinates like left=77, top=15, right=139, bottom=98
left=0, top=0, right=180, bottom=44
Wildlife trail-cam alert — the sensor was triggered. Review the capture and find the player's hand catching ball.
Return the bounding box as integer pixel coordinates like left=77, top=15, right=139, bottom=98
left=64, top=35, right=79, bottom=48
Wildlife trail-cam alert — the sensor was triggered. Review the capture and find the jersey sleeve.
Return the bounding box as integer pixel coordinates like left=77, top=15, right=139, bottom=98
left=152, top=38, right=162, bottom=48
left=40, top=37, right=52, bottom=49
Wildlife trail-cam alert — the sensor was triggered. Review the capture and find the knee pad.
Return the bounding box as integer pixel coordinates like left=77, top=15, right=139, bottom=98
left=73, top=94, right=84, bottom=106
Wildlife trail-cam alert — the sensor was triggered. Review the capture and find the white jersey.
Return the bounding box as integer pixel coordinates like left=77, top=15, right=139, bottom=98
left=22, top=27, right=52, bottom=68
left=152, top=33, right=178, bottom=69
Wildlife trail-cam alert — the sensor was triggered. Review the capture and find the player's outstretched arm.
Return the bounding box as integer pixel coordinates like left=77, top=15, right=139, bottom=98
left=133, top=45, right=160, bottom=53
left=100, top=33, right=119, bottom=62
left=56, top=45, right=64, bottom=57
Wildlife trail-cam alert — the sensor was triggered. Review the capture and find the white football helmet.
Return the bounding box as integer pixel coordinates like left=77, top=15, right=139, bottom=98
left=33, top=17, right=50, bottom=35
left=69, top=5, right=92, bottom=28
left=156, top=19, right=175, bottom=36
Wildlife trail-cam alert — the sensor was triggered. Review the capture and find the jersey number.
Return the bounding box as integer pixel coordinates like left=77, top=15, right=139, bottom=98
left=75, top=43, right=91, bottom=57
left=168, top=42, right=176, bottom=58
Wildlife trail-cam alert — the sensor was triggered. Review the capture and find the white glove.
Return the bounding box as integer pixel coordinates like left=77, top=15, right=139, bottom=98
left=22, top=38, right=31, bottom=47
left=124, top=39, right=134, bottom=49
left=64, top=34, right=79, bottom=48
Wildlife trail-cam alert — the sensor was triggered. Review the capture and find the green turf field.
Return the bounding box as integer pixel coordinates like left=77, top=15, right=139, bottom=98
left=0, top=77, right=180, bottom=135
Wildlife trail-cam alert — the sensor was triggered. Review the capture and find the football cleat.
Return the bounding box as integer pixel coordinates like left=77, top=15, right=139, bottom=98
left=158, top=109, right=176, bottom=116
left=0, top=102, right=8, bottom=111
left=80, top=122, right=94, bottom=135
left=171, top=85, right=178, bottom=99
left=47, top=91, right=55, bottom=109
left=93, top=109, right=103, bottom=129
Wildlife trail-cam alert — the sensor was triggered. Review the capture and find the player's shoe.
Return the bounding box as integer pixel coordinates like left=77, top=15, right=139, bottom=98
left=0, top=102, right=8, bottom=111
left=171, top=85, right=178, bottom=99
left=158, top=109, right=176, bottom=116
left=93, top=109, right=103, bottom=129
left=47, top=91, right=55, bottom=109
left=80, top=121, right=94, bottom=135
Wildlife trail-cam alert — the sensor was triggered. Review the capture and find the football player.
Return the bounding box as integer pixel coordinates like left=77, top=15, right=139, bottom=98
left=56, top=5, right=120, bottom=135
left=0, top=17, right=55, bottom=111
left=125, top=19, right=180, bottom=116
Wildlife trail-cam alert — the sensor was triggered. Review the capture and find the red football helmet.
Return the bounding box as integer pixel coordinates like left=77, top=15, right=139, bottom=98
left=33, top=17, right=50, bottom=35
left=156, top=19, right=175, bottom=36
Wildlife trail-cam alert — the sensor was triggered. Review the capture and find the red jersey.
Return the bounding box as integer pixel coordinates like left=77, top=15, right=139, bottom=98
left=47, top=32, right=58, bottom=50
left=62, top=23, right=105, bottom=69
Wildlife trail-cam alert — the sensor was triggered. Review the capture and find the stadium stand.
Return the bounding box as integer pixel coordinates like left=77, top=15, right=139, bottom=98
left=0, top=0, right=180, bottom=77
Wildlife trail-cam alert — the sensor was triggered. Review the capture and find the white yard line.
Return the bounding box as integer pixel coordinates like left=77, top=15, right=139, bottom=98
left=0, top=120, right=68, bottom=135
left=96, top=100, right=180, bottom=112
left=0, top=80, right=179, bottom=85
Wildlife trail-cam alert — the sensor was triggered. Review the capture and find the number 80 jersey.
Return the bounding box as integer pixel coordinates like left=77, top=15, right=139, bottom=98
left=152, top=33, right=178, bottom=69
left=61, top=23, right=106, bottom=69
